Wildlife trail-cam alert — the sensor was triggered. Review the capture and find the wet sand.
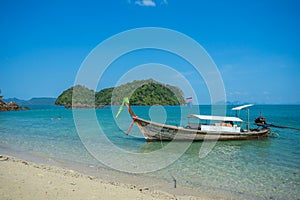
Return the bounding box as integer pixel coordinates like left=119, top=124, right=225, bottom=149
left=0, top=155, right=210, bottom=200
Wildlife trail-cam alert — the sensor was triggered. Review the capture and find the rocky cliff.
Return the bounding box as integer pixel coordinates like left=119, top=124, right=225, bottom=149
left=0, top=99, right=25, bottom=112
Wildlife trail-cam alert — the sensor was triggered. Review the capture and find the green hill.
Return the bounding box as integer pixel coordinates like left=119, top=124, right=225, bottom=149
left=129, top=82, right=183, bottom=105
left=55, top=85, right=95, bottom=106
left=55, top=79, right=185, bottom=106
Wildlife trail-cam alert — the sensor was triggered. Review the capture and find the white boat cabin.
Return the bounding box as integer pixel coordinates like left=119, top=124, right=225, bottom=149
left=187, top=114, right=243, bottom=133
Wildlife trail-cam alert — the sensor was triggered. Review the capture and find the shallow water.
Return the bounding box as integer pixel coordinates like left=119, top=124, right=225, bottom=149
left=0, top=105, right=299, bottom=199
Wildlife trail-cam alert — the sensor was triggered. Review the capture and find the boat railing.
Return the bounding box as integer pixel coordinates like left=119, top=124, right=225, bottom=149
left=187, top=122, right=201, bottom=129
left=187, top=121, right=239, bottom=130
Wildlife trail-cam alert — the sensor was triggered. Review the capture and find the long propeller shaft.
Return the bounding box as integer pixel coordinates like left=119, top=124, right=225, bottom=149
left=255, top=123, right=300, bottom=131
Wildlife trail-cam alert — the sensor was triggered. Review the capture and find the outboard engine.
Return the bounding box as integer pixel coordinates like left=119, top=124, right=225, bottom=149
left=255, top=116, right=267, bottom=126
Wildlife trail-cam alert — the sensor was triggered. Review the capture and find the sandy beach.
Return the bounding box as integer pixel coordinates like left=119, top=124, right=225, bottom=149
left=0, top=154, right=208, bottom=200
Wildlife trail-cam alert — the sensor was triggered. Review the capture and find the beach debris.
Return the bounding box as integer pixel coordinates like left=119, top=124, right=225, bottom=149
left=70, top=182, right=76, bottom=185
left=171, top=175, right=177, bottom=188
left=138, top=187, right=149, bottom=192
left=0, top=155, right=8, bottom=161
left=87, top=176, right=93, bottom=180
left=130, top=185, right=136, bottom=189
left=22, top=161, right=28, bottom=165
left=108, top=181, right=118, bottom=186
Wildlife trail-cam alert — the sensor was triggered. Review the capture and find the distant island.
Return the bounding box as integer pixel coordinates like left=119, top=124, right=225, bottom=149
left=3, top=97, right=56, bottom=106
left=55, top=79, right=185, bottom=108
left=0, top=96, right=57, bottom=112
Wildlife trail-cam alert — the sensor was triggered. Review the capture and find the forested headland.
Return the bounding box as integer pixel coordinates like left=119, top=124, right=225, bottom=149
left=55, top=79, right=185, bottom=107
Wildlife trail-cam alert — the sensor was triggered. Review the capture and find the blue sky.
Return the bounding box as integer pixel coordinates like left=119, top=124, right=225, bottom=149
left=0, top=0, right=299, bottom=104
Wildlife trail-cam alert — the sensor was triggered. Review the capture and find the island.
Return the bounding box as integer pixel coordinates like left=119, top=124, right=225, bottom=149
left=55, top=79, right=185, bottom=108
left=3, top=97, right=56, bottom=106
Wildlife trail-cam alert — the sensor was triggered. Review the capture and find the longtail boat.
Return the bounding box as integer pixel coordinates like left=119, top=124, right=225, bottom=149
left=119, top=99, right=270, bottom=141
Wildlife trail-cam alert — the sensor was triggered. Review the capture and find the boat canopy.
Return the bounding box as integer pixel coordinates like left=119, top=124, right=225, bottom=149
left=232, top=104, right=254, bottom=111
left=188, top=114, right=243, bottom=122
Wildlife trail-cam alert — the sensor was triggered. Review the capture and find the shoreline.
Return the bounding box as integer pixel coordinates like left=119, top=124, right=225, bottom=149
left=0, top=154, right=215, bottom=200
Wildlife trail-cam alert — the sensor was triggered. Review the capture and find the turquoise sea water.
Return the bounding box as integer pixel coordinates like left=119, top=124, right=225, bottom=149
left=0, top=105, right=299, bottom=199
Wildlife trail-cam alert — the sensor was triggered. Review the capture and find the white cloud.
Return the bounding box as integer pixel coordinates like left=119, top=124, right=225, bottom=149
left=135, top=0, right=156, bottom=7
left=129, top=0, right=168, bottom=7
left=161, top=0, right=168, bottom=4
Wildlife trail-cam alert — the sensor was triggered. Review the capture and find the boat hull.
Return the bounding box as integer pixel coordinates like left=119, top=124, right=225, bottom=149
left=135, top=118, right=270, bottom=141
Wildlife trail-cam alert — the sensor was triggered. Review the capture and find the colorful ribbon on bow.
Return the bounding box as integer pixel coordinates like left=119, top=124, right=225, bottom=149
left=126, top=116, right=138, bottom=136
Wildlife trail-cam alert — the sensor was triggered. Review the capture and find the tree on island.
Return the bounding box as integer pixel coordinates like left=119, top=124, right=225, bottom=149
left=55, top=79, right=185, bottom=107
